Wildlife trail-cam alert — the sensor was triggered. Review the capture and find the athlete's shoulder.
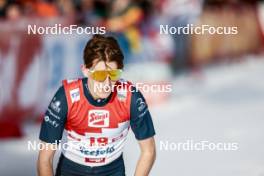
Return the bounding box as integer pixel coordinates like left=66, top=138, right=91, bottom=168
left=62, top=78, right=83, bottom=86
left=116, top=78, right=136, bottom=90
left=116, top=78, right=131, bottom=84
left=61, top=78, right=84, bottom=103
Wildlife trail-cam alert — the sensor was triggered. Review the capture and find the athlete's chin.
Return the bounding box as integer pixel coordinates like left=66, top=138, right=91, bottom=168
left=97, top=92, right=111, bottom=99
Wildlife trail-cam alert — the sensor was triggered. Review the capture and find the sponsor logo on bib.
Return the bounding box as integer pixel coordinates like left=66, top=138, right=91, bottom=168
left=70, top=88, right=80, bottom=103
left=88, top=110, right=110, bottom=127
left=85, top=157, right=105, bottom=163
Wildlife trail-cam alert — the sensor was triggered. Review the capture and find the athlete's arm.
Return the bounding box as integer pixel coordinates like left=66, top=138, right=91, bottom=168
left=130, top=88, right=156, bottom=176
left=37, top=86, right=68, bottom=176
left=135, top=137, right=156, bottom=176
left=37, top=142, right=56, bottom=176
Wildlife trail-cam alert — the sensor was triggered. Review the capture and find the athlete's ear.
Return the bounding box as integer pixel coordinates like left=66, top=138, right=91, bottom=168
left=81, top=64, right=89, bottom=77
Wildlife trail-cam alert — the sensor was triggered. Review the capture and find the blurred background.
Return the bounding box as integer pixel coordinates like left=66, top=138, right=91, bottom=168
left=0, top=0, right=264, bottom=175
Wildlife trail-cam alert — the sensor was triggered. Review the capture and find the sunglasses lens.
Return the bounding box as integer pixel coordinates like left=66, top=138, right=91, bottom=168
left=109, top=69, right=122, bottom=81
left=91, top=71, right=108, bottom=82
left=90, top=69, right=122, bottom=82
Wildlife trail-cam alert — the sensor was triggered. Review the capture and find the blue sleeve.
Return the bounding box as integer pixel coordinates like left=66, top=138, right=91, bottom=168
left=39, top=86, right=68, bottom=144
left=130, top=87, right=155, bottom=140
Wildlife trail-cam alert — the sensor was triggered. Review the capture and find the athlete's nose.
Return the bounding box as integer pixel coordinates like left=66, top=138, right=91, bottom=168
left=104, top=75, right=110, bottom=84
left=103, top=76, right=112, bottom=91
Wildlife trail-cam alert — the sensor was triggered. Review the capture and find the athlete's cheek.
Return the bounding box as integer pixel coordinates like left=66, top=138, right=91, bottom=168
left=103, top=84, right=112, bottom=93
left=102, top=79, right=113, bottom=92
left=111, top=81, right=117, bottom=85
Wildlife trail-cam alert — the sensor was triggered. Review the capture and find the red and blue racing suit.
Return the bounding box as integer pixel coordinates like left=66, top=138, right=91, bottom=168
left=39, top=78, right=155, bottom=176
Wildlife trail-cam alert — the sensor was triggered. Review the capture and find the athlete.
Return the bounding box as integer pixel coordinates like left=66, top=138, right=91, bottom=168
left=37, top=34, right=156, bottom=176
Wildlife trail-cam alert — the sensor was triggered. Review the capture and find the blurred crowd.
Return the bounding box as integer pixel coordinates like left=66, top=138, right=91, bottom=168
left=0, top=0, right=159, bottom=26
left=0, top=0, right=261, bottom=25
left=0, top=0, right=261, bottom=19
left=0, top=0, right=264, bottom=70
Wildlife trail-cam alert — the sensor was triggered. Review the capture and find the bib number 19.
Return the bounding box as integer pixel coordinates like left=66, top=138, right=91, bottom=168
left=89, top=137, right=108, bottom=146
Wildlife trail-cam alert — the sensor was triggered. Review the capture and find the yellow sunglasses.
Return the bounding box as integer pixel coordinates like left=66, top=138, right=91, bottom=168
left=88, top=69, right=122, bottom=82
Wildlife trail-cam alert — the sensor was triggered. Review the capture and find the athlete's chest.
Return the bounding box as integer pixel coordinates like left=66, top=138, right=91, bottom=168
left=65, top=99, right=130, bottom=135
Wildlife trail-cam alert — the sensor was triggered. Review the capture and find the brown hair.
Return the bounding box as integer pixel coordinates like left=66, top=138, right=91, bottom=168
left=83, top=34, right=124, bottom=69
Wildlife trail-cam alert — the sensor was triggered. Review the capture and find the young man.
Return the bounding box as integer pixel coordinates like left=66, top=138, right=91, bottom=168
left=37, top=34, right=156, bottom=176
